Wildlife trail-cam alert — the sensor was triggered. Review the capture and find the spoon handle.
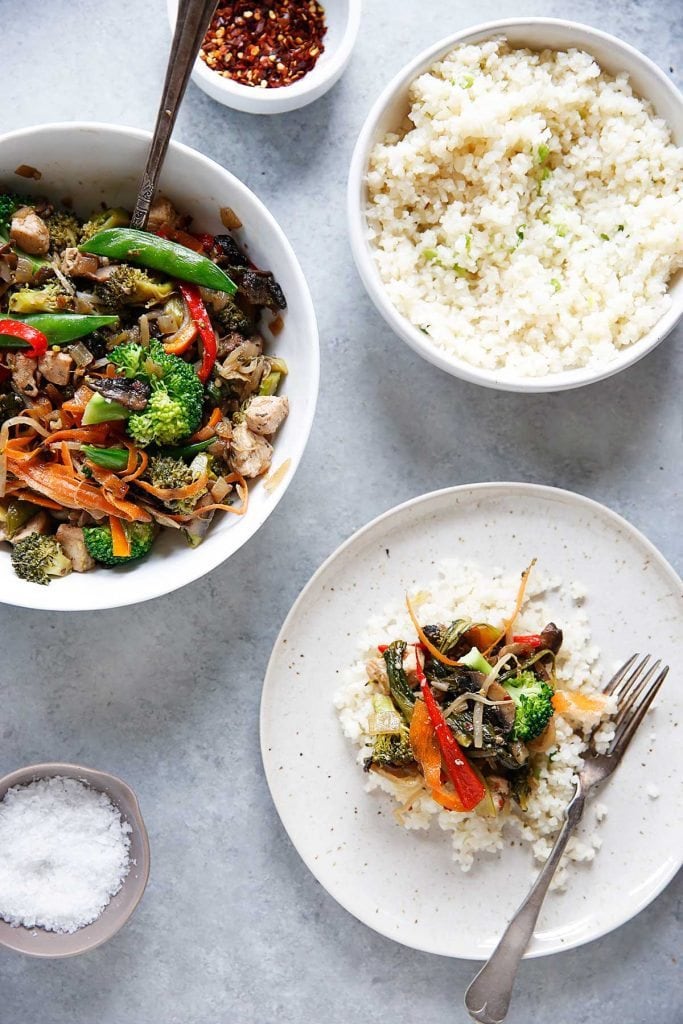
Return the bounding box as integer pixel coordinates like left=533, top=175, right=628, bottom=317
left=131, top=0, right=219, bottom=229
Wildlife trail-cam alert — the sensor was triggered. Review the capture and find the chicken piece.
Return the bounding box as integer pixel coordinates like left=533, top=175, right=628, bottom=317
left=8, top=352, right=38, bottom=397
left=244, top=395, right=289, bottom=436
left=228, top=421, right=273, bottom=479
left=59, top=247, right=101, bottom=280
left=55, top=525, right=96, bottom=573
left=146, top=196, right=180, bottom=233
left=10, top=206, right=50, bottom=255
left=11, top=511, right=51, bottom=543
left=38, top=350, right=73, bottom=386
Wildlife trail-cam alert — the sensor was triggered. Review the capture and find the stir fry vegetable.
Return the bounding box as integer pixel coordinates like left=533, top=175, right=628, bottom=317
left=362, top=570, right=570, bottom=815
left=80, top=228, right=237, bottom=293
left=0, top=192, right=289, bottom=585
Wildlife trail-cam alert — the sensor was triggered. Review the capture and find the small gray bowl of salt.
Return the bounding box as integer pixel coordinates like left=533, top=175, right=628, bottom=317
left=0, top=763, right=150, bottom=957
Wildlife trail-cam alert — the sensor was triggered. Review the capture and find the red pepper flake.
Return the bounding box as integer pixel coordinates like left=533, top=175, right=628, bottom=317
left=201, top=1, right=327, bottom=89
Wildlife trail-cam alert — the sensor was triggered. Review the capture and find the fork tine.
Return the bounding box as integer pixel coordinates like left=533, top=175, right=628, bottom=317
left=613, top=659, right=661, bottom=729
left=602, top=653, right=640, bottom=695
left=610, top=667, right=668, bottom=757
left=611, top=654, right=652, bottom=704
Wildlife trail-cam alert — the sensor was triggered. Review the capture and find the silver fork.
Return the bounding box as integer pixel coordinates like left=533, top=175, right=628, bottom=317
left=465, top=654, right=669, bottom=1024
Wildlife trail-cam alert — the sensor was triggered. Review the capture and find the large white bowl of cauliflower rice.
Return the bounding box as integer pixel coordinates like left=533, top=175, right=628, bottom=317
left=348, top=20, right=683, bottom=391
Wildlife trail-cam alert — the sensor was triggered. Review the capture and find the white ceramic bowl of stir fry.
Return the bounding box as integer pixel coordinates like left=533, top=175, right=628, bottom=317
left=0, top=122, right=319, bottom=610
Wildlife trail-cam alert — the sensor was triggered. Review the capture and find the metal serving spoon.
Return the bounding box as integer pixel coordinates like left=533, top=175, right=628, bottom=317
left=130, top=0, right=219, bottom=230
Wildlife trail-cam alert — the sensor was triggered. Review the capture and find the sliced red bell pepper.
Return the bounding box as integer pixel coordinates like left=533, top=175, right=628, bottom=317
left=414, top=646, right=486, bottom=811
left=0, top=318, right=48, bottom=359
left=178, top=282, right=217, bottom=383
left=512, top=634, right=544, bottom=648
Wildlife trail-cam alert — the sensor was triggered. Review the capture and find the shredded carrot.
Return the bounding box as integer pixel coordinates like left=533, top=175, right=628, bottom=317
left=552, top=690, right=606, bottom=715
left=109, top=516, right=131, bottom=558
left=60, top=441, right=74, bottom=473
left=190, top=407, right=221, bottom=442
left=406, top=592, right=461, bottom=667
left=105, top=364, right=117, bottom=379
left=12, top=490, right=62, bottom=510
left=135, top=470, right=209, bottom=502
left=86, top=461, right=130, bottom=500
left=45, top=425, right=112, bottom=445
left=122, top=447, right=149, bottom=484
left=6, top=455, right=150, bottom=522
left=503, top=559, right=536, bottom=643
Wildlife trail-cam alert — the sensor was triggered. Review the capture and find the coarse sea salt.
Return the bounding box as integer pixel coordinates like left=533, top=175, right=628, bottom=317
left=0, top=776, right=131, bottom=934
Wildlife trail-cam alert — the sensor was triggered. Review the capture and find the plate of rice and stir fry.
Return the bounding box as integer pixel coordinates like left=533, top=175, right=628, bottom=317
left=260, top=483, right=683, bottom=958
left=0, top=192, right=289, bottom=585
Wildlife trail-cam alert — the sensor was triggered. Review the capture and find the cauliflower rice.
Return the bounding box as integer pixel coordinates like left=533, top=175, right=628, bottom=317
left=334, top=561, right=616, bottom=889
left=366, top=40, right=683, bottom=376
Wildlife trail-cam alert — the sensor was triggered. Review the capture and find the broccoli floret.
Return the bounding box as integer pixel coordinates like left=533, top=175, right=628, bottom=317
left=94, top=265, right=174, bottom=309
left=11, top=533, right=72, bottom=585
left=366, top=694, right=414, bottom=769
left=0, top=194, right=20, bottom=236
left=82, top=522, right=156, bottom=566
left=110, top=340, right=203, bottom=447
left=79, top=207, right=129, bottom=244
left=148, top=453, right=209, bottom=514
left=46, top=210, right=80, bottom=251
left=8, top=281, right=75, bottom=314
left=214, top=301, right=254, bottom=337
left=503, top=670, right=555, bottom=742
left=148, top=454, right=194, bottom=490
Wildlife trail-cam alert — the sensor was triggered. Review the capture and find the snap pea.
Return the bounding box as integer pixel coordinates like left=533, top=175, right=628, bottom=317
left=0, top=313, right=118, bottom=349
left=157, top=437, right=214, bottom=460
left=80, top=228, right=237, bottom=294
left=81, top=446, right=130, bottom=471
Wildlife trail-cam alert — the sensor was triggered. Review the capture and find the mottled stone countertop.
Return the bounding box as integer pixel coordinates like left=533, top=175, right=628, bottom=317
left=0, top=0, right=680, bottom=1021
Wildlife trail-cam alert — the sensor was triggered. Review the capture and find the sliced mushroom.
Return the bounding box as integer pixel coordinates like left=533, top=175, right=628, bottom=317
left=85, top=375, right=150, bottom=411
left=487, top=681, right=517, bottom=732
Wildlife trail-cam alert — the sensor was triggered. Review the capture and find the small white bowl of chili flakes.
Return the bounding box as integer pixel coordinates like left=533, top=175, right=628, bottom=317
left=167, top=0, right=361, bottom=114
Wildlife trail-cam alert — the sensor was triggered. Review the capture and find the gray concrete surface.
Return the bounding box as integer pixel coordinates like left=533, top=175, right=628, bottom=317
left=0, top=1, right=681, bottom=1021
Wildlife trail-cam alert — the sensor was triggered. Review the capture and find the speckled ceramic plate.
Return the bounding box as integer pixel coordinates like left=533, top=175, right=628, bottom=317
left=260, top=484, right=682, bottom=959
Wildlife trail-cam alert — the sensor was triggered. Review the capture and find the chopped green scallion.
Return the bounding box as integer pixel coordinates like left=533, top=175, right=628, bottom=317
left=550, top=278, right=561, bottom=292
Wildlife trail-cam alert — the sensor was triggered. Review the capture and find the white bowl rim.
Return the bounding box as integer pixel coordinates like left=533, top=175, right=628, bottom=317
left=0, top=120, right=320, bottom=610
left=167, top=0, right=362, bottom=105
left=348, top=17, right=683, bottom=393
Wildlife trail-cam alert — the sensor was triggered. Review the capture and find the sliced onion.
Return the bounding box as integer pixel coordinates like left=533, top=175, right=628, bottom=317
left=14, top=256, right=35, bottom=283
left=473, top=701, right=484, bottom=748
left=481, top=653, right=516, bottom=696
left=51, top=261, right=75, bottom=295
left=69, top=341, right=93, bottom=367
left=1, top=414, right=50, bottom=448
left=210, top=476, right=231, bottom=503
left=75, top=292, right=97, bottom=314
left=443, top=690, right=514, bottom=718
left=139, top=314, right=150, bottom=348
left=0, top=451, right=7, bottom=497
left=156, top=314, right=178, bottom=335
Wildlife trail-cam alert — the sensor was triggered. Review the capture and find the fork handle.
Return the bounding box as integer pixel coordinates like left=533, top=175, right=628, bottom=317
left=464, top=788, right=586, bottom=1024
left=130, top=0, right=219, bottom=230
